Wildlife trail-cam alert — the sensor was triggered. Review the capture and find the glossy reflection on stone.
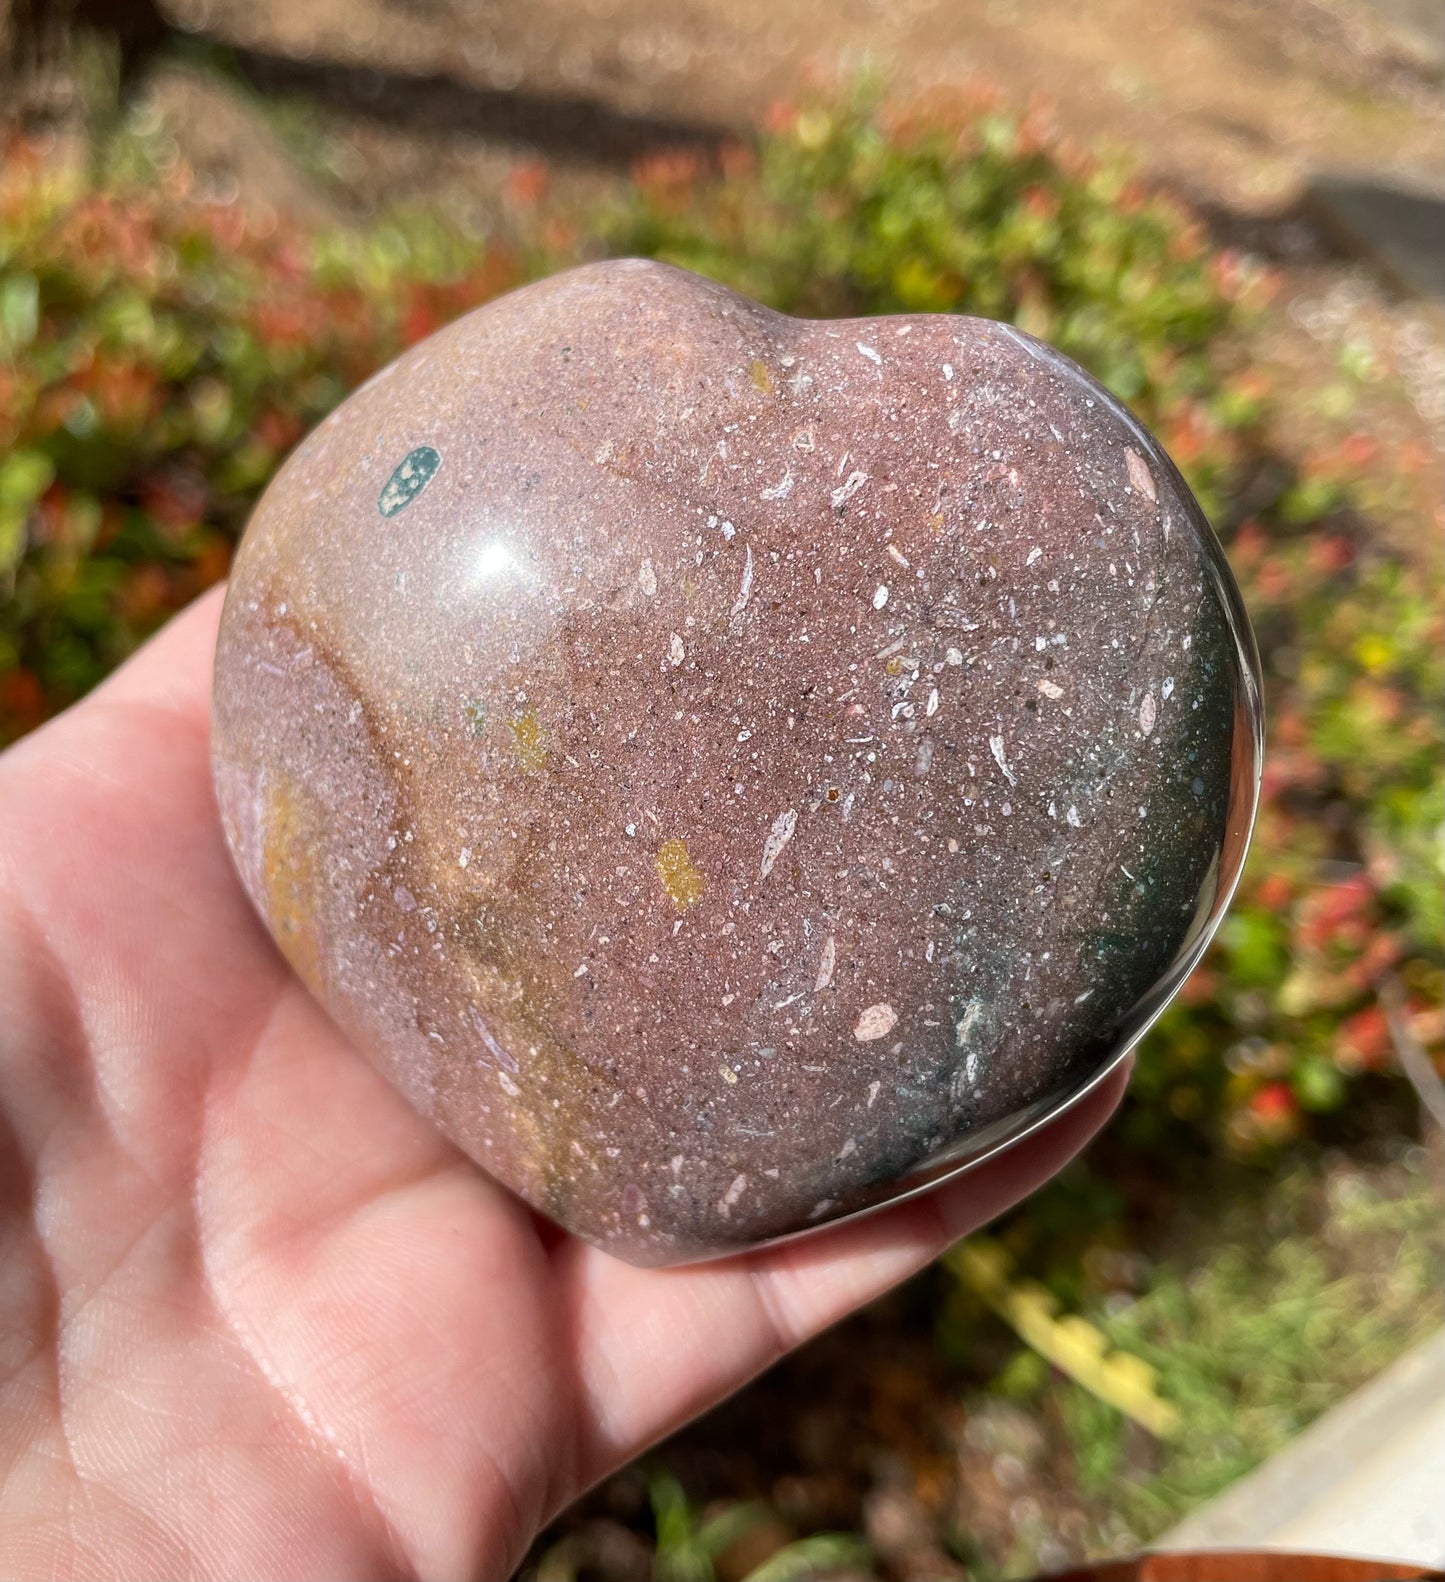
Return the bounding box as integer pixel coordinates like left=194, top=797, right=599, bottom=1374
left=212, top=259, right=1262, bottom=1266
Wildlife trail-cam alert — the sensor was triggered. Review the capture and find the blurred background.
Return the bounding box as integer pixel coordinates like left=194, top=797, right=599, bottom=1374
left=1, top=2, right=1441, bottom=1577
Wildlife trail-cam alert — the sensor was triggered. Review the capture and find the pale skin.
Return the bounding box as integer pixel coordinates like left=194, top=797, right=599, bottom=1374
left=0, top=588, right=1128, bottom=1581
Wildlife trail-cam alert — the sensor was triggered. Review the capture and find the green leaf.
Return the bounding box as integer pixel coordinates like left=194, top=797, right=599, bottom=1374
left=743, top=1533, right=874, bottom=1582
left=0, top=449, right=55, bottom=577
left=695, top=1501, right=772, bottom=1560
left=0, top=271, right=40, bottom=352
left=1292, top=1055, right=1347, bottom=1113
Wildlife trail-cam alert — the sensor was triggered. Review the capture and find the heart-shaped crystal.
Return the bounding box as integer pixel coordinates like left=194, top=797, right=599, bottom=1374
left=212, top=260, right=1261, bottom=1266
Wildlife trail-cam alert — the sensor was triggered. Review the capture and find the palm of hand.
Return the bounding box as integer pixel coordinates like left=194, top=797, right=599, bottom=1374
left=0, top=591, right=1125, bottom=1580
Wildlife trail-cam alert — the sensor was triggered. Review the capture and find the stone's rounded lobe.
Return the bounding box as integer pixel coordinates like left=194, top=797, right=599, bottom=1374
left=211, top=259, right=1262, bottom=1267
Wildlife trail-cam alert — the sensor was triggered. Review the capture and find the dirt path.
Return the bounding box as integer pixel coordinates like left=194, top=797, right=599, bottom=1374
left=162, top=0, right=1438, bottom=213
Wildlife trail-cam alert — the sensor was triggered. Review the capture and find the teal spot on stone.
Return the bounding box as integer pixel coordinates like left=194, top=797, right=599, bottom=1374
left=378, top=446, right=440, bottom=517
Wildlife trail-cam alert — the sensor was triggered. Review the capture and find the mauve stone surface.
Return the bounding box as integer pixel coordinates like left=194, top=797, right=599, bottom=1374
left=212, top=259, right=1261, bottom=1266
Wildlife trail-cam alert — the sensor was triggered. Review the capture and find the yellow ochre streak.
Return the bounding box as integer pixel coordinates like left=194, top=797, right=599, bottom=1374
left=261, top=779, right=324, bottom=990
left=508, top=710, right=548, bottom=771
left=656, top=837, right=705, bottom=909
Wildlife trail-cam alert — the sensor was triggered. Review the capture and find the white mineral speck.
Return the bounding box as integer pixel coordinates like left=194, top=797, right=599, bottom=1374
left=759, top=807, right=798, bottom=878
left=1124, top=447, right=1158, bottom=502
left=855, top=1002, right=898, bottom=1042
left=873, top=584, right=890, bottom=610
left=832, top=470, right=868, bottom=510
left=988, top=734, right=1017, bottom=786
left=955, top=999, right=984, bottom=1047
left=815, top=934, right=837, bottom=991
left=637, top=558, right=658, bottom=596
left=856, top=342, right=883, bottom=365
left=730, top=543, right=754, bottom=616
left=1140, top=693, right=1157, bottom=735
left=669, top=633, right=685, bottom=668
left=718, top=1173, right=749, bottom=1217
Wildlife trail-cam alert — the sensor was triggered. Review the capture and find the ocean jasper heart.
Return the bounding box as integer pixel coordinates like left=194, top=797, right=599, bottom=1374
left=211, top=259, right=1261, bottom=1266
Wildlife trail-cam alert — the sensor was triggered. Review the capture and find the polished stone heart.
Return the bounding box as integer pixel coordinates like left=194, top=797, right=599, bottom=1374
left=212, top=259, right=1261, bottom=1266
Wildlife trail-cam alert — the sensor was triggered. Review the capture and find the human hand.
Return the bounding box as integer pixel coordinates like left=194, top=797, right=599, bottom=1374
left=0, top=588, right=1127, bottom=1580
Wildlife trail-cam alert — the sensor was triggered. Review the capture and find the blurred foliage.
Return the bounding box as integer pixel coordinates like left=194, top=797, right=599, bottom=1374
left=636, top=1469, right=871, bottom=1582
left=1044, top=1160, right=1442, bottom=1539
left=0, top=134, right=518, bottom=725
left=4, top=85, right=1437, bottom=1173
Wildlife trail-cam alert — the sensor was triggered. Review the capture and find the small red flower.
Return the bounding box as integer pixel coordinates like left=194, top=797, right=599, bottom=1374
left=254, top=409, right=302, bottom=453
left=1307, top=535, right=1355, bottom=575
left=505, top=158, right=550, bottom=210
left=1339, top=432, right=1379, bottom=470
left=632, top=149, right=705, bottom=195
left=1210, top=249, right=1248, bottom=302
left=114, top=562, right=173, bottom=625
left=1336, top=1004, right=1391, bottom=1072
left=1254, top=873, right=1293, bottom=911
left=1020, top=184, right=1060, bottom=221
left=763, top=99, right=798, bottom=136
left=1229, top=520, right=1267, bottom=567
left=540, top=218, right=577, bottom=255
left=1250, top=1081, right=1295, bottom=1121
left=401, top=286, right=442, bottom=348
left=1179, top=965, right=1217, bottom=1006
